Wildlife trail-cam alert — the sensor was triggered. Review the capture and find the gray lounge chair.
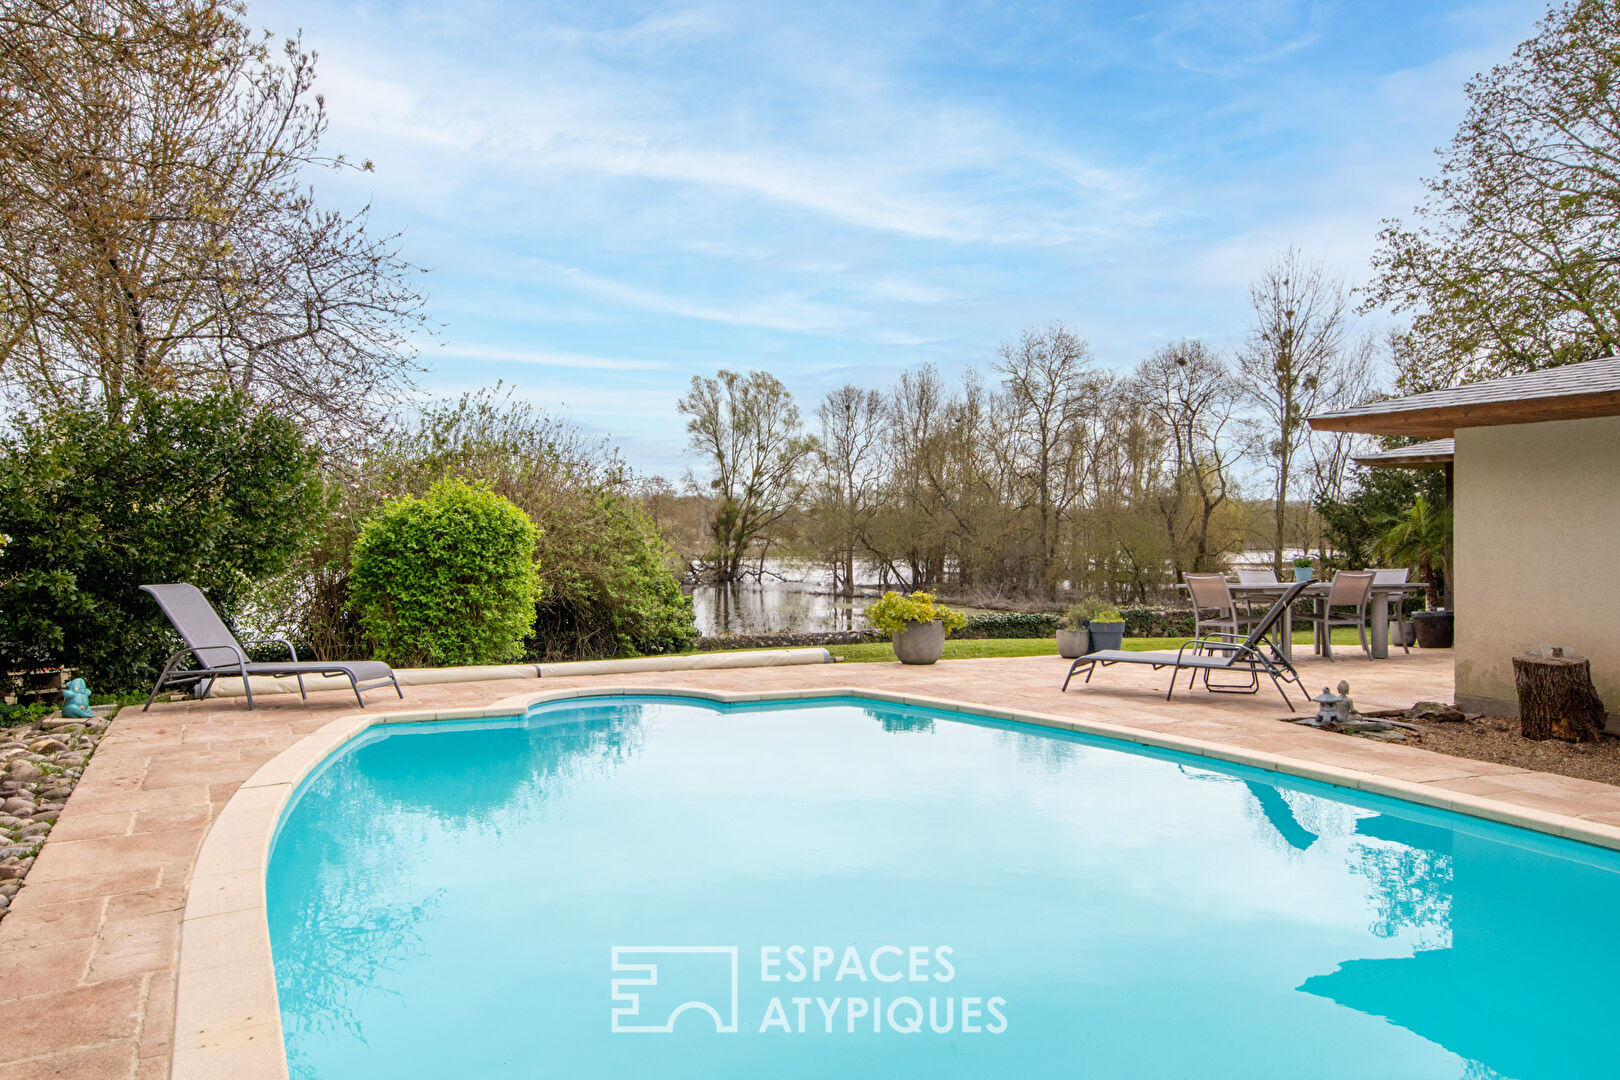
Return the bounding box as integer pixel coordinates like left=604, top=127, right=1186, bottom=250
left=141, top=583, right=402, bottom=710
left=1062, top=579, right=1310, bottom=708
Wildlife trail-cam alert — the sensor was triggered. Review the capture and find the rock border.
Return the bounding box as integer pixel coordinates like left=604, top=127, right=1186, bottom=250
left=0, top=711, right=111, bottom=922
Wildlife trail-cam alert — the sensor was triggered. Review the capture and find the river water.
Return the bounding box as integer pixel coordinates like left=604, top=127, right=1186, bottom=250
left=687, top=562, right=873, bottom=636
left=685, top=560, right=1014, bottom=636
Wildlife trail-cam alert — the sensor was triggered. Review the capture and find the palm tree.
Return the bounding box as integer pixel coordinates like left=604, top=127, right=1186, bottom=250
left=1374, top=497, right=1451, bottom=610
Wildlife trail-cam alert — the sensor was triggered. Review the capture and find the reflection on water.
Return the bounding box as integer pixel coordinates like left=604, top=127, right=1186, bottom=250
left=268, top=697, right=1620, bottom=1080
left=689, top=576, right=869, bottom=635
left=268, top=703, right=648, bottom=1078
left=687, top=560, right=1003, bottom=635
left=1304, top=813, right=1616, bottom=1080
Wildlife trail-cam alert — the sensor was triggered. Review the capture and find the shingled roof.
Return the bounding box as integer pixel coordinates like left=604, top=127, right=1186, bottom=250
left=1308, top=357, right=1620, bottom=438
left=1352, top=438, right=1454, bottom=469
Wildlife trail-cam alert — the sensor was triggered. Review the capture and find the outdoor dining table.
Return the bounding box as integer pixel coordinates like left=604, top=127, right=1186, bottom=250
left=1175, top=580, right=1429, bottom=662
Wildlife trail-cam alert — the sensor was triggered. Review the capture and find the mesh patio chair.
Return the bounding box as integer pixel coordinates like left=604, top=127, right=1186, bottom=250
left=1371, top=567, right=1412, bottom=654
left=1062, top=580, right=1310, bottom=708
left=1184, top=573, right=1263, bottom=641
left=1233, top=568, right=1280, bottom=619
left=140, top=583, right=403, bottom=710
left=1305, top=570, right=1376, bottom=661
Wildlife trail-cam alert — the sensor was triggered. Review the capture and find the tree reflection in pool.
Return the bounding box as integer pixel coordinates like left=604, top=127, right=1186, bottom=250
left=267, top=696, right=1620, bottom=1080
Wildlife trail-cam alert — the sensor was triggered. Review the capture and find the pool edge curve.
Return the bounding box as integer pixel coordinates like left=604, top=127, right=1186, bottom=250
left=169, top=683, right=1620, bottom=1080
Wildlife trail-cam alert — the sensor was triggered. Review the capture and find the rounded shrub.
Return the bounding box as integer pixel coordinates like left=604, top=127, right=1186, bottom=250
left=350, top=478, right=541, bottom=667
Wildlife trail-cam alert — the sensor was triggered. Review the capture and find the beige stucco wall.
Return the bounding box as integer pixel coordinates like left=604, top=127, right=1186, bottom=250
left=1454, top=415, right=1620, bottom=721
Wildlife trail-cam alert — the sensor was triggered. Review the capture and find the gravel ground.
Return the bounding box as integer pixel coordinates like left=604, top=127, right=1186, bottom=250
left=1407, top=714, right=1620, bottom=786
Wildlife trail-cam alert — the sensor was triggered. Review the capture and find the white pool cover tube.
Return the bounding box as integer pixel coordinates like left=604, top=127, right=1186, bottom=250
left=537, top=648, right=833, bottom=677
left=204, top=648, right=834, bottom=698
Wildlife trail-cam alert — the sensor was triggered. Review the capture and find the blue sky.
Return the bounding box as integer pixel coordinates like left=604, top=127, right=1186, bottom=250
left=253, top=0, right=1543, bottom=477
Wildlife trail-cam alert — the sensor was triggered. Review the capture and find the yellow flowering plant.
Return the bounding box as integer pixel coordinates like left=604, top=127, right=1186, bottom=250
left=862, top=590, right=967, bottom=635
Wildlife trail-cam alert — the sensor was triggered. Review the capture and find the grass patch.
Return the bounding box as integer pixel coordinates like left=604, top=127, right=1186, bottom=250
left=828, top=629, right=1365, bottom=664
left=828, top=638, right=1060, bottom=663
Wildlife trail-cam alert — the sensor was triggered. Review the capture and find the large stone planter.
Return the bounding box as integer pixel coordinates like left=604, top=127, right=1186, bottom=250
left=892, top=620, right=946, bottom=665
left=1056, top=628, right=1090, bottom=659
left=1413, top=611, right=1454, bottom=649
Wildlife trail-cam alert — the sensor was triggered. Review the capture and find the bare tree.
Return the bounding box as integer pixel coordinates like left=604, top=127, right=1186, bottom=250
left=812, top=384, right=885, bottom=598
left=995, top=322, right=1104, bottom=595
left=1302, top=332, right=1379, bottom=558
left=677, top=369, right=815, bottom=583
left=0, top=0, right=424, bottom=439
left=1238, top=249, right=1355, bottom=574
left=870, top=364, right=952, bottom=589
left=1133, top=339, right=1244, bottom=576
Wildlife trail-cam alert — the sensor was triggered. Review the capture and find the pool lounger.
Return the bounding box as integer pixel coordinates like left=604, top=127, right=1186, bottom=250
left=140, top=583, right=403, bottom=710
left=1062, top=579, right=1310, bottom=708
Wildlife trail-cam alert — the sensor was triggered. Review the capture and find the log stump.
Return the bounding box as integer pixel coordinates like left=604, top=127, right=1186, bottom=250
left=1513, top=654, right=1607, bottom=743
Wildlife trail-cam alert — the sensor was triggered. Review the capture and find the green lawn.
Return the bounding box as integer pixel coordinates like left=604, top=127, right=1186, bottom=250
left=826, top=629, right=1365, bottom=664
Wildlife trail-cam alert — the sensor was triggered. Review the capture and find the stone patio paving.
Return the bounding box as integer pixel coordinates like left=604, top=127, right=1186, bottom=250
left=2, top=649, right=1618, bottom=1079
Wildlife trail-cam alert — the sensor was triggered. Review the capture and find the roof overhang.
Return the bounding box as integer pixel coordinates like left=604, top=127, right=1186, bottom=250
left=1309, top=389, right=1620, bottom=438
left=1352, top=438, right=1454, bottom=470
left=1308, top=357, right=1620, bottom=438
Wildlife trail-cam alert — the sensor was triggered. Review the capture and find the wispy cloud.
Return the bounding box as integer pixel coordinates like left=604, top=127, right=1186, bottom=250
left=258, top=0, right=1545, bottom=476
left=1144, top=0, right=1331, bottom=75
left=436, top=342, right=665, bottom=371
left=517, top=260, right=846, bottom=334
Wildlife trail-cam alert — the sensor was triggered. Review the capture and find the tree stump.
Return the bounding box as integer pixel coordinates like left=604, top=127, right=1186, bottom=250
left=1513, top=654, right=1607, bottom=742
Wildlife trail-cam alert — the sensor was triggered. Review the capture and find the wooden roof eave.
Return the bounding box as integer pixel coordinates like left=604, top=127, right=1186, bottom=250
left=1308, top=388, right=1620, bottom=439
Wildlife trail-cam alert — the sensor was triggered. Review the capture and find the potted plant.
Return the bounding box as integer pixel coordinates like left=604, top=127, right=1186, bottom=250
left=1056, top=598, right=1106, bottom=658
left=1393, top=617, right=1417, bottom=648
left=1086, top=607, right=1127, bottom=652
left=863, top=590, right=967, bottom=665
left=1375, top=496, right=1453, bottom=648
left=1292, top=555, right=1314, bottom=583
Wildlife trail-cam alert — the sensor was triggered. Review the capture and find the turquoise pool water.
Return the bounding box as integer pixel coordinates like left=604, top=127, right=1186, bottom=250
left=267, top=695, right=1620, bottom=1080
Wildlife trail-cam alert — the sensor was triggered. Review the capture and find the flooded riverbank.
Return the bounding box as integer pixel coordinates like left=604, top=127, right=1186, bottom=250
left=685, top=561, right=1007, bottom=636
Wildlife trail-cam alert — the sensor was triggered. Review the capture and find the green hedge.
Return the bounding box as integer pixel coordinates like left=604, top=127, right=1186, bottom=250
left=1118, top=606, right=1197, bottom=638
left=527, top=490, right=697, bottom=660
left=951, top=607, right=1203, bottom=640
left=954, top=612, right=1059, bottom=639
left=351, top=478, right=541, bottom=667
left=0, top=392, right=323, bottom=691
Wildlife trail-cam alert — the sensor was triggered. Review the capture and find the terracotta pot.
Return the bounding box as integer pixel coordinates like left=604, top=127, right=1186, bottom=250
left=1412, top=611, right=1454, bottom=649
left=892, top=620, right=946, bottom=664
left=1056, top=628, right=1091, bottom=658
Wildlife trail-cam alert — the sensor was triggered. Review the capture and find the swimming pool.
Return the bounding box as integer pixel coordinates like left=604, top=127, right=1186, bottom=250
left=266, top=694, right=1620, bottom=1079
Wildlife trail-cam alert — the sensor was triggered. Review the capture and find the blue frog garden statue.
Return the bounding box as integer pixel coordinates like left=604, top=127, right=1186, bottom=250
left=60, top=677, right=94, bottom=719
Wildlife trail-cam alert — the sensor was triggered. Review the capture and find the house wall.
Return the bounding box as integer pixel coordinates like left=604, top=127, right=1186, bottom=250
left=1454, top=415, right=1620, bottom=726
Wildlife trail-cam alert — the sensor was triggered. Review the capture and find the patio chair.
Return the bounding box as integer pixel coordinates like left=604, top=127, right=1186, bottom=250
left=1232, top=568, right=1280, bottom=619
left=1370, top=567, right=1412, bottom=654
left=140, top=583, right=402, bottom=710
left=1184, top=573, right=1263, bottom=641
left=1304, top=570, right=1376, bottom=661
left=1062, top=579, right=1311, bottom=708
